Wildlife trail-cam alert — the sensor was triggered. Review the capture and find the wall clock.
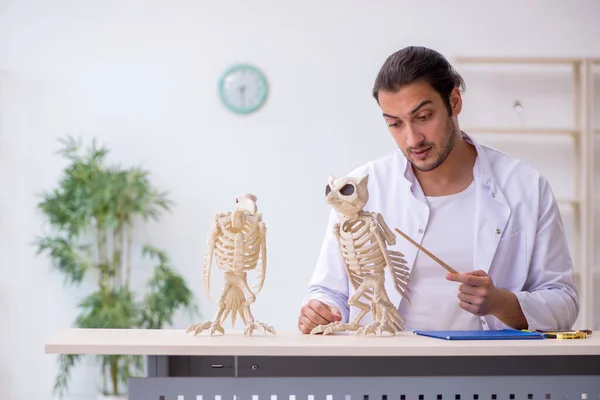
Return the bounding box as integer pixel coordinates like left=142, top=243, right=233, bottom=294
left=218, top=64, right=268, bottom=114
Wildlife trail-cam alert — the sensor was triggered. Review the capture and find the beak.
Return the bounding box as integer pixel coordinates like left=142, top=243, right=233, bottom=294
left=239, top=200, right=256, bottom=214
left=328, top=175, right=336, bottom=187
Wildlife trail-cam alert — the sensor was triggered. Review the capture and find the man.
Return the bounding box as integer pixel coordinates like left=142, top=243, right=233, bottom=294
left=299, top=46, right=579, bottom=334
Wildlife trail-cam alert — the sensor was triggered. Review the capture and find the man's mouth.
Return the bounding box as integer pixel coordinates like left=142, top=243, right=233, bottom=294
left=411, top=147, right=432, bottom=160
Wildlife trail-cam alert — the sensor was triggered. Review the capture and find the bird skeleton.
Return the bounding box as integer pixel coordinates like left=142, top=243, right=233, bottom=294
left=186, top=193, right=275, bottom=336
left=310, top=174, right=411, bottom=336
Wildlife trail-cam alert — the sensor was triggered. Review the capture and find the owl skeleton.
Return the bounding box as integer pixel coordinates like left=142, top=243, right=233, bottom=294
left=310, top=174, right=411, bottom=336
left=186, top=193, right=275, bottom=336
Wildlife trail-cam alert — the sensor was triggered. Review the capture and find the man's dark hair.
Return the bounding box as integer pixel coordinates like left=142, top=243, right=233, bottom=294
left=372, top=46, right=466, bottom=116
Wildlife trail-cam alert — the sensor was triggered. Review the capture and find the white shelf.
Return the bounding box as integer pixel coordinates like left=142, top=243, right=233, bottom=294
left=454, top=56, right=585, bottom=65
left=456, top=56, right=597, bottom=330
left=557, top=198, right=580, bottom=205
left=464, top=127, right=578, bottom=136
left=573, top=269, right=600, bottom=276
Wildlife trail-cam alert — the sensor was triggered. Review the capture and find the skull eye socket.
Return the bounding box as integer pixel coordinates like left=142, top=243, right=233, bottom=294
left=325, top=184, right=332, bottom=196
left=340, top=184, right=355, bottom=196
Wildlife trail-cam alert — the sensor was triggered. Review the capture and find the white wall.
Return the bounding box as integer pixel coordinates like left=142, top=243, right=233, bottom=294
left=1, top=0, right=600, bottom=398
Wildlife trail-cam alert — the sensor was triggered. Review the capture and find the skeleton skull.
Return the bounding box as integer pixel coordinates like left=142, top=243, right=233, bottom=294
left=325, top=175, right=369, bottom=218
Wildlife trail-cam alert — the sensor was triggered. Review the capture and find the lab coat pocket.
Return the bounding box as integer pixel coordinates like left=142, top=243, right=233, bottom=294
left=489, top=230, right=527, bottom=291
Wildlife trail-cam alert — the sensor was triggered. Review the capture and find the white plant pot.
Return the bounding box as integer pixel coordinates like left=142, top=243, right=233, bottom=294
left=97, top=394, right=128, bottom=400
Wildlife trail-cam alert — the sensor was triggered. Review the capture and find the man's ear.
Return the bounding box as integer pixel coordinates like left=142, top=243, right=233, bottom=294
left=450, top=87, right=462, bottom=116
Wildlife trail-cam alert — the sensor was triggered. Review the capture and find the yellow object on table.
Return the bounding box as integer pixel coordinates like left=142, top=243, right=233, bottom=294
left=520, top=329, right=592, bottom=339
left=541, top=330, right=591, bottom=339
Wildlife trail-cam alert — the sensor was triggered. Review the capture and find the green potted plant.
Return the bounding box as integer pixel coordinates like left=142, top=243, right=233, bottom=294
left=35, top=136, right=199, bottom=400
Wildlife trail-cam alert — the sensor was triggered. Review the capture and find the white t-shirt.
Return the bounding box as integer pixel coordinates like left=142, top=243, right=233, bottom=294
left=398, top=179, right=482, bottom=331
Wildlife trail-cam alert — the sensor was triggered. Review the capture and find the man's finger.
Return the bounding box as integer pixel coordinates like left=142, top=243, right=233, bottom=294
left=299, top=322, right=312, bottom=334
left=329, top=307, right=342, bottom=320
left=300, top=315, right=318, bottom=331
left=298, top=321, right=311, bottom=334
left=458, top=283, right=487, bottom=297
left=310, top=300, right=337, bottom=320
left=458, top=300, right=484, bottom=316
left=305, top=308, right=329, bottom=326
left=457, top=292, right=484, bottom=306
left=458, top=300, right=476, bottom=313
left=446, top=272, right=485, bottom=286
left=309, top=300, right=341, bottom=321
left=467, top=269, right=487, bottom=276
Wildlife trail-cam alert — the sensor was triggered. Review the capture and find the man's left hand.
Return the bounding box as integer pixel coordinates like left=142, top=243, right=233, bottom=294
left=445, top=270, right=500, bottom=317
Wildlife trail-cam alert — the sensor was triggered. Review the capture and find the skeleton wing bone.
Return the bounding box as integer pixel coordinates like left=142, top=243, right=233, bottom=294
left=370, top=221, right=410, bottom=304
left=251, top=213, right=268, bottom=295
left=203, top=213, right=228, bottom=301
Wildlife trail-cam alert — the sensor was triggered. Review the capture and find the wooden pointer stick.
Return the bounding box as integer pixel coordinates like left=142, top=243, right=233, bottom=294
left=394, top=227, right=458, bottom=274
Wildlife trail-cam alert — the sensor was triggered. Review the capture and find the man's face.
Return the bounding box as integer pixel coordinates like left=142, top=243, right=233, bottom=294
left=378, top=81, right=461, bottom=172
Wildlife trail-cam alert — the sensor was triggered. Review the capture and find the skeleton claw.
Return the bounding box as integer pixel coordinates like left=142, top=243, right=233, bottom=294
left=357, top=321, right=396, bottom=336
left=310, top=321, right=360, bottom=336
left=186, top=321, right=224, bottom=336
left=244, top=321, right=276, bottom=336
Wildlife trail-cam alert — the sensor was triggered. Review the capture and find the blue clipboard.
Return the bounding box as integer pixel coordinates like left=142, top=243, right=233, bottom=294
left=413, top=329, right=545, bottom=340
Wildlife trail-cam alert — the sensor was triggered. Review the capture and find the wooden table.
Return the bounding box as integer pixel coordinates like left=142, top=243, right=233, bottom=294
left=46, top=329, right=600, bottom=400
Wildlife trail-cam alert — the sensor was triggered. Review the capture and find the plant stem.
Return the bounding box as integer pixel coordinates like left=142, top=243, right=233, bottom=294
left=126, top=226, right=132, bottom=289
left=111, top=356, right=118, bottom=395
left=96, top=225, right=110, bottom=290
left=103, top=360, right=107, bottom=394
left=113, top=225, right=123, bottom=290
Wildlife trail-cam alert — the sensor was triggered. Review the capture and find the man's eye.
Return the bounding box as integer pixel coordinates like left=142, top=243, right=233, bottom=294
left=418, top=113, right=431, bottom=121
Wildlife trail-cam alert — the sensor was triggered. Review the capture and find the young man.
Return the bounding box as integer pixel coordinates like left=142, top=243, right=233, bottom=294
left=298, top=46, right=579, bottom=334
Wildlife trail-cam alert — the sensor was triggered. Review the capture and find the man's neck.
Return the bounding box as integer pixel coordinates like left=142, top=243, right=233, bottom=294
left=414, top=137, right=477, bottom=197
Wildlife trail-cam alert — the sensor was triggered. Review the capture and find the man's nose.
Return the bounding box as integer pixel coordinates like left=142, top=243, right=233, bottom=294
left=405, top=125, right=425, bottom=147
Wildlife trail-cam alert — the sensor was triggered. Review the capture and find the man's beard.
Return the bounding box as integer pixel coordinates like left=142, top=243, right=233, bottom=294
left=406, top=118, right=457, bottom=172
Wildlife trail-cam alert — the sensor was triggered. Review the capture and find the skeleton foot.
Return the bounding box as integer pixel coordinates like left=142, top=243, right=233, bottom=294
left=244, top=321, right=276, bottom=336
left=310, top=321, right=360, bottom=336
left=186, top=321, right=225, bottom=336
left=356, top=321, right=396, bottom=336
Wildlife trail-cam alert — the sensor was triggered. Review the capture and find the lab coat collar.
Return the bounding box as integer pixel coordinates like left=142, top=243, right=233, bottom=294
left=397, top=130, right=511, bottom=275
left=401, top=130, right=496, bottom=190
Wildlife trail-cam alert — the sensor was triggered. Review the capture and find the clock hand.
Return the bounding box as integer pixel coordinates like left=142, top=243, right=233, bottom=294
left=239, top=85, right=246, bottom=107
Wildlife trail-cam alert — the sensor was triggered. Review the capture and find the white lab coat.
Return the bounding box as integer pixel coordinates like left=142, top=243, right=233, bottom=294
left=305, top=132, right=579, bottom=331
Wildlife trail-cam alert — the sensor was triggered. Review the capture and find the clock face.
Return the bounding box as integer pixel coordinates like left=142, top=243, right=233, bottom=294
left=218, top=64, right=268, bottom=114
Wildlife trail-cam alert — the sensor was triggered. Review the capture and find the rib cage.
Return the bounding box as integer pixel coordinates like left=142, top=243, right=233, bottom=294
left=214, top=217, right=261, bottom=273
left=338, top=214, right=411, bottom=305
left=340, top=218, right=385, bottom=274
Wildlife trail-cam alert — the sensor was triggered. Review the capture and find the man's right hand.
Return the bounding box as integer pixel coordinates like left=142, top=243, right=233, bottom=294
left=298, top=299, right=342, bottom=334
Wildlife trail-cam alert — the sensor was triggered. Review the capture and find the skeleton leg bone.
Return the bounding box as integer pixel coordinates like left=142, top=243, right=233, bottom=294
left=186, top=284, right=231, bottom=336
left=238, top=275, right=275, bottom=336
left=310, top=279, right=372, bottom=335
left=358, top=275, right=403, bottom=336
